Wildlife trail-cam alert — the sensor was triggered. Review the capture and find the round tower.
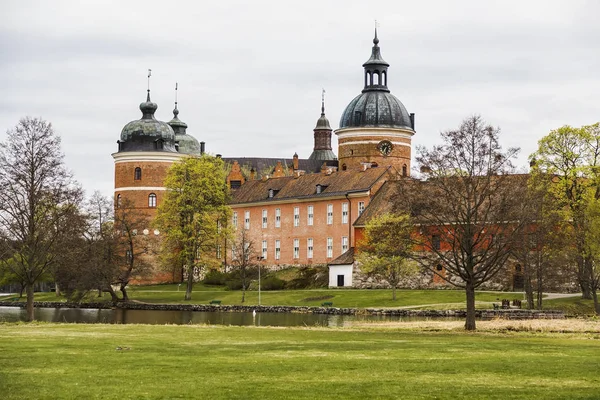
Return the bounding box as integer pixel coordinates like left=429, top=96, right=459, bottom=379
left=335, top=29, right=415, bottom=176
left=113, top=88, right=183, bottom=219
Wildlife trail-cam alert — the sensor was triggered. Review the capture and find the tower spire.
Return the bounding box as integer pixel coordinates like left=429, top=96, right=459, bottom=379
left=321, top=88, right=326, bottom=115
left=173, top=82, right=179, bottom=116
left=147, top=69, right=152, bottom=101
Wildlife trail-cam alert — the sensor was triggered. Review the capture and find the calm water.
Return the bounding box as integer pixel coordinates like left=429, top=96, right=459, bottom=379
left=0, top=306, right=435, bottom=327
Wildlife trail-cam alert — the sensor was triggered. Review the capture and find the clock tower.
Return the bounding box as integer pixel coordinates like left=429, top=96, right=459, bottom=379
left=335, top=29, right=415, bottom=176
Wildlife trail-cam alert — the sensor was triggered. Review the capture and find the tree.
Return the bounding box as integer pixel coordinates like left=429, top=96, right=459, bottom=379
left=154, top=155, right=230, bottom=301
left=229, top=228, right=259, bottom=303
left=0, top=117, right=82, bottom=321
left=409, top=115, right=527, bottom=330
left=531, top=123, right=600, bottom=301
left=356, top=213, right=418, bottom=300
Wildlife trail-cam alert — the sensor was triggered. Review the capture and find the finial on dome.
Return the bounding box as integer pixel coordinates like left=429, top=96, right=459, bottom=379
left=173, top=82, right=179, bottom=117
left=374, top=20, right=379, bottom=45
left=147, top=69, right=152, bottom=101
left=321, top=88, right=326, bottom=115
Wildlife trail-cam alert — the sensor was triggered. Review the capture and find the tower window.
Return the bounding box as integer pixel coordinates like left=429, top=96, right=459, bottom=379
left=402, top=164, right=408, bottom=177
left=116, top=194, right=122, bottom=208
left=148, top=193, right=157, bottom=208
left=134, top=167, right=142, bottom=180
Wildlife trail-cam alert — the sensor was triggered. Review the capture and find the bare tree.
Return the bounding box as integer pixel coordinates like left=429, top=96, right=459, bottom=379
left=0, top=117, right=82, bottom=321
left=409, top=115, right=527, bottom=330
left=229, top=228, right=259, bottom=303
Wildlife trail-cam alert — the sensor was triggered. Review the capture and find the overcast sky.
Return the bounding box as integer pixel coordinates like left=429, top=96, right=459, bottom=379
left=2, top=0, right=599, bottom=198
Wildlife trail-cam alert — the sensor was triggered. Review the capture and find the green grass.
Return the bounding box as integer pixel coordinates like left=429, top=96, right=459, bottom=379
left=544, top=297, right=597, bottom=315
left=23, top=286, right=521, bottom=308
left=0, top=323, right=599, bottom=399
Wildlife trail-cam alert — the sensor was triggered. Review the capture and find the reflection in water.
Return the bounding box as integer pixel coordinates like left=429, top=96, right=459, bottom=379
left=0, top=307, right=458, bottom=326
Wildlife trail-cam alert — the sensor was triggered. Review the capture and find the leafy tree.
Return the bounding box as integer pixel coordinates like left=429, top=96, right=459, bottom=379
left=356, top=213, right=418, bottom=300
left=409, top=115, right=527, bottom=330
left=530, top=123, right=600, bottom=301
left=154, top=155, right=230, bottom=301
left=0, top=117, right=82, bottom=321
left=229, top=228, right=259, bottom=303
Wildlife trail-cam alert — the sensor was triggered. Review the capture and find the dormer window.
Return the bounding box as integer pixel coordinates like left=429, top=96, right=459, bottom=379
left=155, top=138, right=164, bottom=150
left=230, top=180, right=242, bottom=189
left=316, top=184, right=328, bottom=194
left=268, top=188, right=279, bottom=198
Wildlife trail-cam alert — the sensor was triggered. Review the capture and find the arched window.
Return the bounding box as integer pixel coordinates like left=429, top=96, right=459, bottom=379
left=134, top=167, right=142, bottom=180
left=148, top=193, right=157, bottom=208
left=373, top=72, right=379, bottom=85
left=402, top=164, right=408, bottom=177
left=116, top=194, right=122, bottom=208
left=342, top=164, right=347, bottom=171
left=382, top=71, right=387, bottom=86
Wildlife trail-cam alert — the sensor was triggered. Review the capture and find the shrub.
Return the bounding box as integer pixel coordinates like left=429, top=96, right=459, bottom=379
left=203, top=270, right=227, bottom=286
left=225, top=279, right=243, bottom=291
left=260, top=276, right=286, bottom=291
left=286, top=265, right=328, bottom=289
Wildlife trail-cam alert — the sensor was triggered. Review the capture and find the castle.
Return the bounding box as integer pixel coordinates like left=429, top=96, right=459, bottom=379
left=114, top=31, right=522, bottom=289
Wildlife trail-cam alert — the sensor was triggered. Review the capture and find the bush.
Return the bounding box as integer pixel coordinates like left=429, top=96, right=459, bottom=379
left=286, top=265, right=329, bottom=289
left=260, top=276, right=286, bottom=291
left=225, top=279, right=243, bottom=291
left=203, top=270, right=227, bottom=286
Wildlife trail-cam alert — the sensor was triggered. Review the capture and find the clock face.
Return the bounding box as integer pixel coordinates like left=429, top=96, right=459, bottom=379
left=378, top=140, right=393, bottom=156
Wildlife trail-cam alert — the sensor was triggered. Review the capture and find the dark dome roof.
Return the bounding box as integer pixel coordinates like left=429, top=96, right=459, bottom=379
left=339, top=91, right=412, bottom=129
left=118, top=92, right=177, bottom=153
left=168, top=106, right=202, bottom=155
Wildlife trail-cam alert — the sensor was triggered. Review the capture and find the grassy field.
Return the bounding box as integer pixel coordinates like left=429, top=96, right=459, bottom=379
left=0, top=322, right=599, bottom=399
left=9, top=285, right=525, bottom=308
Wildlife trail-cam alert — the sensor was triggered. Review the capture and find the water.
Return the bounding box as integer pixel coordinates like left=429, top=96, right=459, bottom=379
left=0, top=306, right=431, bottom=327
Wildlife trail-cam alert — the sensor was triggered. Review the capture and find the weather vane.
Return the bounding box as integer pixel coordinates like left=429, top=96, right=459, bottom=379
left=147, top=69, right=152, bottom=91
left=175, top=82, right=178, bottom=108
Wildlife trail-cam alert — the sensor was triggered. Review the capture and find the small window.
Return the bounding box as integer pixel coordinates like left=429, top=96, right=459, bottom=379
left=268, top=188, right=279, bottom=198
left=342, top=164, right=347, bottom=171
left=275, top=240, right=281, bottom=260
left=116, top=194, right=122, bottom=208
left=148, top=193, right=157, bottom=208
left=275, top=208, right=281, bottom=228
left=307, top=205, right=314, bottom=226
left=262, top=209, right=268, bottom=228
left=327, top=204, right=333, bottom=225
left=134, top=167, right=142, bottom=180
left=294, top=207, right=300, bottom=227
left=262, top=240, right=267, bottom=260
left=307, top=238, right=313, bottom=259
left=244, top=211, right=250, bottom=230
left=432, top=235, right=441, bottom=251
left=327, top=237, right=333, bottom=258
left=232, top=211, right=238, bottom=230
left=402, top=164, right=408, bottom=177
left=230, top=180, right=242, bottom=189
left=342, top=203, right=349, bottom=224
left=293, top=239, right=299, bottom=259
left=342, top=236, right=348, bottom=252
left=358, top=201, right=365, bottom=216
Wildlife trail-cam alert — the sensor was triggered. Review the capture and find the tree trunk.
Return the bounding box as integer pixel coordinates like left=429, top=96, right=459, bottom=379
left=97, top=288, right=103, bottom=297
left=185, top=265, right=194, bottom=301
left=578, top=256, right=592, bottom=299
left=241, top=285, right=246, bottom=303
left=536, top=260, right=543, bottom=310
left=464, top=282, right=476, bottom=331
left=26, top=283, right=35, bottom=322
left=105, top=286, right=119, bottom=302
left=524, top=270, right=534, bottom=310
left=592, top=289, right=600, bottom=316
left=55, top=282, right=61, bottom=297
left=392, top=285, right=396, bottom=301
left=120, top=283, right=129, bottom=301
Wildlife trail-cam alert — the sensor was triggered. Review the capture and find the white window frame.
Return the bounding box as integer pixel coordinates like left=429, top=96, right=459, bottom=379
left=244, top=210, right=250, bottom=230
left=294, top=206, right=300, bottom=227
left=327, top=204, right=333, bottom=225
left=342, top=202, right=349, bottom=224
left=307, top=238, right=313, bottom=259
left=275, top=208, right=281, bottom=228
left=307, top=205, right=314, bottom=226
left=275, top=240, right=281, bottom=260
left=327, top=237, right=333, bottom=258
left=262, top=240, right=267, bottom=260
left=262, top=209, right=268, bottom=228
left=342, top=236, right=348, bottom=252
left=358, top=201, right=365, bottom=216
left=293, top=238, right=299, bottom=259
left=232, top=211, right=238, bottom=230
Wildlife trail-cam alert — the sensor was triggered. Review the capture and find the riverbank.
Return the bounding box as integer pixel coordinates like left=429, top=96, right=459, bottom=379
left=0, top=300, right=566, bottom=319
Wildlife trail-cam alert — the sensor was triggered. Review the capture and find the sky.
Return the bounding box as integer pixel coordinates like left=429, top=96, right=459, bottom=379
left=2, top=0, right=600, bottom=198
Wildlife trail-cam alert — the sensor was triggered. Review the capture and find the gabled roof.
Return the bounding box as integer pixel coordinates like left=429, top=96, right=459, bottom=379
left=328, top=247, right=355, bottom=266
left=353, top=180, right=411, bottom=226
left=230, top=166, right=394, bottom=205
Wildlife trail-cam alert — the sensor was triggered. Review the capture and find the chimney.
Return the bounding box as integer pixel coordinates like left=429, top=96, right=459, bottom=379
left=293, top=153, right=299, bottom=170
left=250, top=168, right=256, bottom=180
left=200, top=141, right=206, bottom=155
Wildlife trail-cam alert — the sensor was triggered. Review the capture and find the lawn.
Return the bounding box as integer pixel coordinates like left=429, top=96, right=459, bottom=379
left=0, top=322, right=599, bottom=399
left=19, top=285, right=523, bottom=309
